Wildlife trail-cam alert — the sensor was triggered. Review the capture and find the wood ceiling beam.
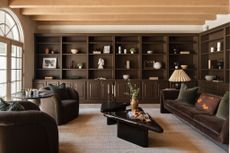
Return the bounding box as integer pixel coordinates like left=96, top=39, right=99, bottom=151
left=37, top=20, right=205, bottom=25
left=9, top=0, right=229, bottom=8
left=31, top=14, right=216, bottom=21
left=21, top=7, right=229, bottom=15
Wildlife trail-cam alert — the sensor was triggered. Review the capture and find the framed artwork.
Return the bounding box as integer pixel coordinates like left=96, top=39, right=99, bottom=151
left=103, top=45, right=110, bottom=54
left=42, top=58, right=57, bottom=69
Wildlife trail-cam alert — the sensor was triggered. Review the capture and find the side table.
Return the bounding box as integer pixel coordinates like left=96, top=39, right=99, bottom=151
left=12, top=91, right=54, bottom=105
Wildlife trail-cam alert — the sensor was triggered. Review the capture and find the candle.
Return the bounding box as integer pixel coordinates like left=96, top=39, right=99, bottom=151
left=217, top=42, right=221, bottom=52
left=208, top=60, right=211, bottom=69
left=111, top=84, right=114, bottom=95
left=126, top=60, right=130, bottom=69
left=114, top=85, right=116, bottom=97
left=107, top=84, right=110, bottom=94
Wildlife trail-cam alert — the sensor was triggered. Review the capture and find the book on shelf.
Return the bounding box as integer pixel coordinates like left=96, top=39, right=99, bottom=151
left=179, top=51, right=190, bottom=54
left=149, top=77, right=159, bottom=80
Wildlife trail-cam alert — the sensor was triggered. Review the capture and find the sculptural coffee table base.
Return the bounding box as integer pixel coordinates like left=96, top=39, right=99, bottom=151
left=117, top=121, right=149, bottom=147
left=104, top=108, right=163, bottom=147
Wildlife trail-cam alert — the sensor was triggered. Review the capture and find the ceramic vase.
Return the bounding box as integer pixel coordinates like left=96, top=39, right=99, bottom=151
left=130, top=98, right=138, bottom=112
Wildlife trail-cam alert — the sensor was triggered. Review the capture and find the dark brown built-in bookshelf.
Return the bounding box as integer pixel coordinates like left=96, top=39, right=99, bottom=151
left=198, top=23, right=230, bottom=95
left=33, top=26, right=229, bottom=103
left=34, top=33, right=199, bottom=103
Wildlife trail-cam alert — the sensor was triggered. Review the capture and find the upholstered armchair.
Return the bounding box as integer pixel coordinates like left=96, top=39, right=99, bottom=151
left=0, top=101, right=58, bottom=153
left=39, top=87, right=79, bottom=125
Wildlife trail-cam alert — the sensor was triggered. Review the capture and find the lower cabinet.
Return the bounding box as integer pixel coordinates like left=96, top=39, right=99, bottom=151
left=87, top=80, right=114, bottom=102
left=33, top=79, right=170, bottom=103
left=142, top=80, right=158, bottom=100
left=72, top=81, right=86, bottom=100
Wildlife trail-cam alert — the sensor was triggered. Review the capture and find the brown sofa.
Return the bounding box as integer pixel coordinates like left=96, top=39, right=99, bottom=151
left=160, top=89, right=229, bottom=148
left=40, top=87, right=79, bottom=125
left=0, top=101, right=58, bottom=153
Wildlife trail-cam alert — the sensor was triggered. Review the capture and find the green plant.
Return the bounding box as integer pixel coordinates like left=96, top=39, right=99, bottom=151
left=125, top=80, right=140, bottom=100
left=130, top=48, right=136, bottom=53
left=77, top=63, right=83, bottom=68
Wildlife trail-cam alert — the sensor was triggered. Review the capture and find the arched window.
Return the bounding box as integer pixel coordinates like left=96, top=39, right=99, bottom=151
left=0, top=9, right=24, bottom=99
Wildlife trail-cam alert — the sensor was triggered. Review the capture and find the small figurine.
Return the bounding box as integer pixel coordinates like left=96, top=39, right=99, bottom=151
left=98, top=58, right=104, bottom=69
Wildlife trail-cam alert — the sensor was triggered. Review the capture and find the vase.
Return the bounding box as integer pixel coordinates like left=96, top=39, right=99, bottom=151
left=130, top=98, right=138, bottom=111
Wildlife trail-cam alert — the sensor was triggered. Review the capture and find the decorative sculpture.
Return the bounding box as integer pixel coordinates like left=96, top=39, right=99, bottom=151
left=98, top=58, right=104, bottom=69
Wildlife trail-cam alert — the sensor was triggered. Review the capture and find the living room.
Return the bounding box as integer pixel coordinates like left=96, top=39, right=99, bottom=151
left=0, top=0, right=229, bottom=153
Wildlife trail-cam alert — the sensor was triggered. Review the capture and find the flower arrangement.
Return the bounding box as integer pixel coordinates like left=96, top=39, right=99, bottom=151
left=125, top=80, right=140, bottom=111
left=125, top=80, right=140, bottom=100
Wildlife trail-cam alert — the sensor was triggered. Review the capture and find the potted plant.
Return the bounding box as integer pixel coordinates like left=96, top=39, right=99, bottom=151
left=77, top=63, right=83, bottom=69
left=125, top=80, right=140, bottom=112
left=130, top=48, right=136, bottom=54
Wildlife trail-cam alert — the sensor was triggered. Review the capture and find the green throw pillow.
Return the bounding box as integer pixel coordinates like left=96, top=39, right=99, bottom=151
left=176, top=84, right=199, bottom=105
left=0, top=98, right=25, bottom=111
left=0, top=98, right=10, bottom=111
left=216, top=92, right=229, bottom=119
left=48, top=83, right=69, bottom=100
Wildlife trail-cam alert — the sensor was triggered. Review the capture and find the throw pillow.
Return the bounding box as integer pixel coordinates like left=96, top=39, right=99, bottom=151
left=195, top=93, right=221, bottom=115
left=216, top=92, right=229, bottom=119
left=0, top=98, right=10, bottom=111
left=0, top=98, right=25, bottom=111
left=176, top=84, right=199, bottom=105
left=48, top=83, right=69, bottom=100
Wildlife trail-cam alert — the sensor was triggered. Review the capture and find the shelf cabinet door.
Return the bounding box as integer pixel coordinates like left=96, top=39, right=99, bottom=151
left=115, top=80, right=129, bottom=101
left=72, top=81, right=86, bottom=100
left=101, top=80, right=114, bottom=100
left=87, top=80, right=102, bottom=100
left=142, top=80, right=159, bottom=100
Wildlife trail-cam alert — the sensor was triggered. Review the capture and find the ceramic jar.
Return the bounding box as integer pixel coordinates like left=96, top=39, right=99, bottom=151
left=153, top=61, right=162, bottom=69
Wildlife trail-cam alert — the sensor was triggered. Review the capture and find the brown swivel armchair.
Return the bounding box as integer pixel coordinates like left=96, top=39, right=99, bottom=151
left=0, top=101, right=58, bottom=153
left=40, top=87, right=79, bottom=125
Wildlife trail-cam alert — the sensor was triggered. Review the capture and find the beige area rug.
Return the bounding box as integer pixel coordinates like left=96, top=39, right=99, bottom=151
left=58, top=105, right=226, bottom=153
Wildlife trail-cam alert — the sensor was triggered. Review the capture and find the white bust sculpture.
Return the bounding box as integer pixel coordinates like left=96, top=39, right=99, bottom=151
left=98, top=58, right=104, bottom=69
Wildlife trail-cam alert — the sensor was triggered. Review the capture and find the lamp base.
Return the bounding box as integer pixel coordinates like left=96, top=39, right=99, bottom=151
left=175, top=83, right=181, bottom=89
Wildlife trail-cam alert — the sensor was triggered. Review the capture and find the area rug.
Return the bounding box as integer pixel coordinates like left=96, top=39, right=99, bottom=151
left=58, top=105, right=226, bottom=153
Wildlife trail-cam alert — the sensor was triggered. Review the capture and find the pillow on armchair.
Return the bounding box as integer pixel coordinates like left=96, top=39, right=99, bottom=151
left=48, top=83, right=69, bottom=100
left=0, top=98, right=25, bottom=111
left=195, top=93, right=221, bottom=115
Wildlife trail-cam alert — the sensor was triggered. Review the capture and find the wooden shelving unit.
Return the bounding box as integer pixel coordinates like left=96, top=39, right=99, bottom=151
left=198, top=23, right=229, bottom=95
left=34, top=33, right=200, bottom=103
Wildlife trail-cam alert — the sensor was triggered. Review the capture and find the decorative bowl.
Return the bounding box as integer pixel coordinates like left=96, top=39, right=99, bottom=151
left=71, top=49, right=79, bottom=54
left=205, top=75, right=216, bottom=81
left=181, top=65, right=188, bottom=69
left=123, top=74, right=129, bottom=80
left=147, top=50, right=153, bottom=54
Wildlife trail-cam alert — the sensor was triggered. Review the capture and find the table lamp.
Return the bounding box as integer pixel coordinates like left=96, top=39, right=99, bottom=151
left=169, top=69, right=191, bottom=89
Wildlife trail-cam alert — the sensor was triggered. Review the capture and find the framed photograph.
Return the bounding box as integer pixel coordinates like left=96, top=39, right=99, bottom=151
left=42, top=58, right=57, bottom=69
left=103, top=45, right=110, bottom=54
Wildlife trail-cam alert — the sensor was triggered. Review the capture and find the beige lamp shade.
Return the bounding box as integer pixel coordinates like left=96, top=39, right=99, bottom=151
left=169, top=69, right=191, bottom=82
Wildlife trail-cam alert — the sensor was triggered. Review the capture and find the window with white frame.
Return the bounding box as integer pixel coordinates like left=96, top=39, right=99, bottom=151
left=0, top=9, right=23, bottom=100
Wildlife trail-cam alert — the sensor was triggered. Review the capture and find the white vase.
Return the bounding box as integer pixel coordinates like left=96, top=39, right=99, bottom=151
left=153, top=61, right=162, bottom=69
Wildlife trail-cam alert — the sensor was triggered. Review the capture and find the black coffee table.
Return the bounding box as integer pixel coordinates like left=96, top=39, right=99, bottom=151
left=104, top=108, right=163, bottom=147
left=101, top=102, right=130, bottom=125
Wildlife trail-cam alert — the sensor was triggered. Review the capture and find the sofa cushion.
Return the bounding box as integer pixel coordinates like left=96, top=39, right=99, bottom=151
left=193, top=114, right=224, bottom=135
left=0, top=98, right=25, bottom=111
left=48, top=83, right=69, bottom=100
left=176, top=84, right=199, bottom=105
left=195, top=93, right=221, bottom=115
left=216, top=91, right=229, bottom=119
left=165, top=100, right=207, bottom=118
